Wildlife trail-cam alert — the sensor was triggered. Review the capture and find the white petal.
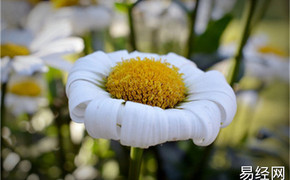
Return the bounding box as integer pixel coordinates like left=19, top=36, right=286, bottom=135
left=70, top=6, right=112, bottom=35
left=67, top=80, right=109, bottom=123
left=1, top=57, right=12, bottom=83
left=69, top=51, right=114, bottom=75
left=179, top=100, right=221, bottom=146
left=163, top=109, right=193, bottom=141
left=162, top=52, right=196, bottom=68
left=29, top=20, right=72, bottom=52
left=107, top=50, right=129, bottom=64
left=40, top=53, right=74, bottom=72
left=26, top=2, right=53, bottom=34
left=34, top=37, right=84, bottom=58
left=186, top=71, right=236, bottom=127
left=84, top=97, right=124, bottom=140
left=66, top=51, right=115, bottom=89
left=5, top=94, right=47, bottom=116
left=119, top=101, right=168, bottom=148
left=178, top=62, right=204, bottom=86
left=47, top=6, right=112, bottom=35
left=129, top=51, right=161, bottom=60
left=12, top=56, right=48, bottom=75
left=1, top=29, right=33, bottom=46
left=161, top=52, right=205, bottom=87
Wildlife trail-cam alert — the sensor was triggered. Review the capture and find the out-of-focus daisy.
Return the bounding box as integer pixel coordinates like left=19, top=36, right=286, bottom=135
left=66, top=50, right=237, bottom=148
left=26, top=0, right=112, bottom=36
left=1, top=21, right=84, bottom=82
left=218, top=34, right=289, bottom=83
left=181, top=0, right=236, bottom=34
left=5, top=73, right=48, bottom=116
left=135, top=1, right=188, bottom=46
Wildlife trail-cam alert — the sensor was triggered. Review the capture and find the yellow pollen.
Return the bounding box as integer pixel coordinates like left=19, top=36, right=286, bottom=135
left=9, top=80, right=42, bottom=97
left=1, top=43, right=30, bottom=58
left=51, top=0, right=79, bottom=8
left=106, top=57, right=186, bottom=109
left=51, top=0, right=98, bottom=8
left=28, top=0, right=41, bottom=5
left=258, top=45, right=286, bottom=57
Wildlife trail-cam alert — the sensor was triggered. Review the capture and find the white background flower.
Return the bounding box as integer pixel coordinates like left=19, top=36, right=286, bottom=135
left=1, top=20, right=84, bottom=82
left=5, top=73, right=48, bottom=116
left=218, top=34, right=289, bottom=83
left=26, top=1, right=112, bottom=36
left=66, top=50, right=237, bottom=148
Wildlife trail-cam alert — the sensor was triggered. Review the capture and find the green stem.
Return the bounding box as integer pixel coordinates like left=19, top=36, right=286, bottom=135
left=250, top=0, right=271, bottom=30
left=83, top=31, right=94, bottom=55
left=185, top=0, right=200, bottom=59
left=1, top=82, right=7, bottom=130
left=128, top=5, right=137, bottom=51
left=1, top=82, right=7, bottom=180
left=228, top=0, right=257, bottom=86
left=128, top=147, right=143, bottom=180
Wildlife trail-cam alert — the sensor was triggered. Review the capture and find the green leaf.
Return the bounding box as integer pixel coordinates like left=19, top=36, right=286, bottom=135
left=115, top=2, right=129, bottom=13
left=193, top=14, right=233, bottom=54
left=45, top=67, right=63, bottom=102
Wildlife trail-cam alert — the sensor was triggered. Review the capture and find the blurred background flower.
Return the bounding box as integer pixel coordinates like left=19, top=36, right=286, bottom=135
left=26, top=0, right=112, bottom=36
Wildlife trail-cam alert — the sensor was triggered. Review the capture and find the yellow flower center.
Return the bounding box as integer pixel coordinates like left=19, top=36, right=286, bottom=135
left=0, top=43, right=30, bottom=58
left=9, top=80, right=42, bottom=97
left=28, top=0, right=41, bottom=5
left=51, top=0, right=98, bottom=8
left=106, top=57, right=186, bottom=109
left=258, top=45, right=286, bottom=57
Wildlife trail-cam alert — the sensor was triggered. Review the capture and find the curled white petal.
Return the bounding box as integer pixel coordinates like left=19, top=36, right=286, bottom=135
left=84, top=97, right=124, bottom=140
left=107, top=50, right=129, bottom=64
left=186, top=70, right=237, bottom=127
left=67, top=80, right=109, bottom=123
left=179, top=100, right=221, bottom=146
left=66, top=51, right=115, bottom=92
left=119, top=101, right=168, bottom=148
left=164, top=109, right=193, bottom=141
left=129, top=51, right=161, bottom=60
left=162, top=52, right=196, bottom=68
left=69, top=51, right=114, bottom=77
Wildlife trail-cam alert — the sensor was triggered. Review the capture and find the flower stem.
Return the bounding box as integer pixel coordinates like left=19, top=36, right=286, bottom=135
left=127, top=5, right=137, bottom=51
left=1, top=82, right=7, bottom=180
left=185, top=0, right=200, bottom=59
left=1, top=82, right=7, bottom=130
left=128, top=147, right=143, bottom=180
left=83, top=31, right=94, bottom=55
left=228, top=0, right=257, bottom=86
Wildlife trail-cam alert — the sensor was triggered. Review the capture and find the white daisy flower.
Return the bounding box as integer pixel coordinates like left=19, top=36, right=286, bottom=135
left=26, top=1, right=112, bottom=36
left=135, top=1, right=188, bottom=45
left=1, top=21, right=84, bottom=82
left=66, top=50, right=237, bottom=148
left=218, top=34, right=289, bottom=82
left=5, top=73, right=48, bottom=116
